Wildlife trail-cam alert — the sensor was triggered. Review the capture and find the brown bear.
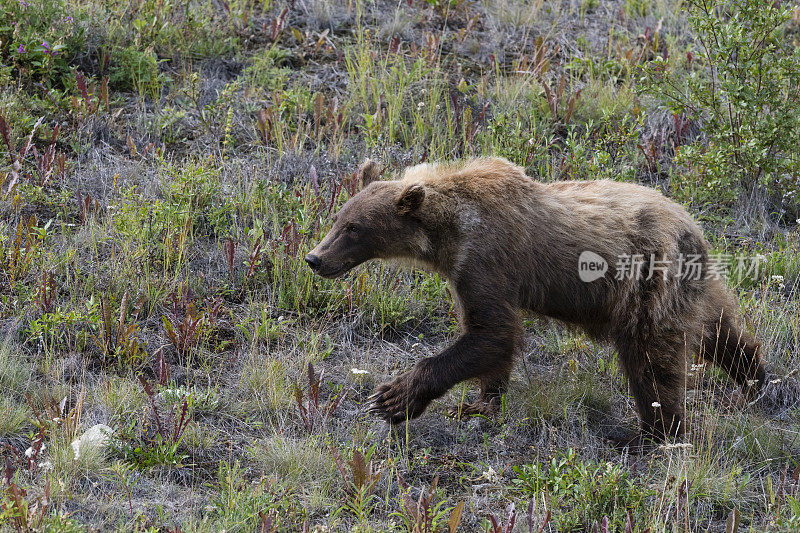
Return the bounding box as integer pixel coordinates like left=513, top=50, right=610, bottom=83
left=306, top=157, right=765, bottom=442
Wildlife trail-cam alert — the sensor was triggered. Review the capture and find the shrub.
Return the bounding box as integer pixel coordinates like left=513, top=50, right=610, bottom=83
left=108, top=44, right=161, bottom=94
left=639, top=0, right=800, bottom=210
left=207, top=461, right=307, bottom=531
left=0, top=0, right=86, bottom=88
left=512, top=449, right=649, bottom=530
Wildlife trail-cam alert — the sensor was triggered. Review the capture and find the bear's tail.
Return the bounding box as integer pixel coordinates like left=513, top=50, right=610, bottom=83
left=701, top=306, right=765, bottom=399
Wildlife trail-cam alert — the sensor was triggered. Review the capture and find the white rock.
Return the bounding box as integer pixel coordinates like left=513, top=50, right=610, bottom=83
left=71, top=424, right=114, bottom=461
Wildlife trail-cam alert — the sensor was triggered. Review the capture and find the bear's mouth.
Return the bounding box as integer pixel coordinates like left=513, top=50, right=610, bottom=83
left=316, top=262, right=354, bottom=279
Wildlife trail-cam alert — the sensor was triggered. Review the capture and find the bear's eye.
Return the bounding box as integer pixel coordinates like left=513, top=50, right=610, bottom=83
left=346, top=223, right=360, bottom=234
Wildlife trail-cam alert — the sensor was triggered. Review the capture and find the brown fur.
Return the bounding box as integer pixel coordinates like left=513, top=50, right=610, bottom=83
left=306, top=158, right=766, bottom=441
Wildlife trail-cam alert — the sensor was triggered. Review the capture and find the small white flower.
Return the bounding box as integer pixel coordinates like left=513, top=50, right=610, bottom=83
left=528, top=138, right=535, bottom=146
left=651, top=402, right=661, bottom=408
left=481, top=466, right=501, bottom=484
left=351, top=368, right=369, bottom=375
left=690, top=363, right=705, bottom=372
left=39, top=461, right=53, bottom=472
left=771, top=275, right=785, bottom=283
left=769, top=378, right=781, bottom=385
left=747, top=379, right=760, bottom=387
left=417, top=101, right=425, bottom=110
left=660, top=442, right=693, bottom=451
left=24, top=447, right=35, bottom=458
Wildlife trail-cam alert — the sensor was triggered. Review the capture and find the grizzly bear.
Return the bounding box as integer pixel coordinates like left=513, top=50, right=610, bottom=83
left=306, top=157, right=765, bottom=442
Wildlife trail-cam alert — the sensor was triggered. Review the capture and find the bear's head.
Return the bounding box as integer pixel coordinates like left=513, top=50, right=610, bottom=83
left=305, top=160, right=427, bottom=278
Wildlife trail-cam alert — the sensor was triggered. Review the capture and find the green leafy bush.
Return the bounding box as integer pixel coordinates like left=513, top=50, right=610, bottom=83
left=640, top=0, right=800, bottom=209
left=207, top=461, right=307, bottom=531
left=512, top=449, right=649, bottom=530
left=108, top=44, right=161, bottom=93
left=0, top=0, right=85, bottom=87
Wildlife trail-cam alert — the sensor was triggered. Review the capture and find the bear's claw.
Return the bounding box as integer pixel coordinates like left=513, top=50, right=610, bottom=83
left=367, top=371, right=433, bottom=424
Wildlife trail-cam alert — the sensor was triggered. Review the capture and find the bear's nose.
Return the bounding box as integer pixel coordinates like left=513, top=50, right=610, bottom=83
left=305, top=254, right=322, bottom=270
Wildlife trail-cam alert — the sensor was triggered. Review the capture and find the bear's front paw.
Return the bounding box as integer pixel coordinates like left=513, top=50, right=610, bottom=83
left=367, top=371, right=433, bottom=424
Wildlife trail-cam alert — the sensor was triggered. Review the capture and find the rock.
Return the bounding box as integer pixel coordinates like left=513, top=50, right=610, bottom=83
left=71, top=424, right=114, bottom=461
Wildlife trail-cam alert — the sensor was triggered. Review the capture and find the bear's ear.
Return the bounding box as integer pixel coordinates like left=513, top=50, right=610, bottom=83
left=396, top=183, right=425, bottom=215
left=358, top=159, right=381, bottom=188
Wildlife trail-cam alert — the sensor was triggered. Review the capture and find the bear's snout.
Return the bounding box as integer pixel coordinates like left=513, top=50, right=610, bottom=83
left=305, top=253, right=322, bottom=271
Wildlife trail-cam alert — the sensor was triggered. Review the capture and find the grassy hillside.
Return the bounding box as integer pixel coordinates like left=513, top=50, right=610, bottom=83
left=0, top=0, right=799, bottom=530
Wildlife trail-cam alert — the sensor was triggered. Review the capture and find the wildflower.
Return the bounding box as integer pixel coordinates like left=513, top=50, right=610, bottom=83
left=42, top=41, right=53, bottom=55
left=351, top=368, right=369, bottom=375
left=417, top=101, right=425, bottom=110
left=24, top=443, right=44, bottom=457
left=17, top=44, right=26, bottom=54
left=651, top=401, right=661, bottom=408
left=481, top=466, right=501, bottom=483
left=660, top=442, right=693, bottom=451
left=18, top=0, right=29, bottom=7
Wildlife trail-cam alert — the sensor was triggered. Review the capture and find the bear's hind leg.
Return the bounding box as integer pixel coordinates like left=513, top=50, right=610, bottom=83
left=447, top=370, right=511, bottom=418
left=618, top=341, right=686, bottom=442
left=701, top=310, right=765, bottom=400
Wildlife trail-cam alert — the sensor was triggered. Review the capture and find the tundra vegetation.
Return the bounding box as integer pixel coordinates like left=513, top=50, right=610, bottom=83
left=0, top=0, right=798, bottom=530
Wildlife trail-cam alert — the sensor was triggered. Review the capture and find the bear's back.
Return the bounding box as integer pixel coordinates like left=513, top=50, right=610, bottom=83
left=400, top=157, right=536, bottom=207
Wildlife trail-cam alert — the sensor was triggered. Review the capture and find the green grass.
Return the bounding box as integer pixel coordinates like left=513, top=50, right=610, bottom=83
left=0, top=397, right=31, bottom=436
